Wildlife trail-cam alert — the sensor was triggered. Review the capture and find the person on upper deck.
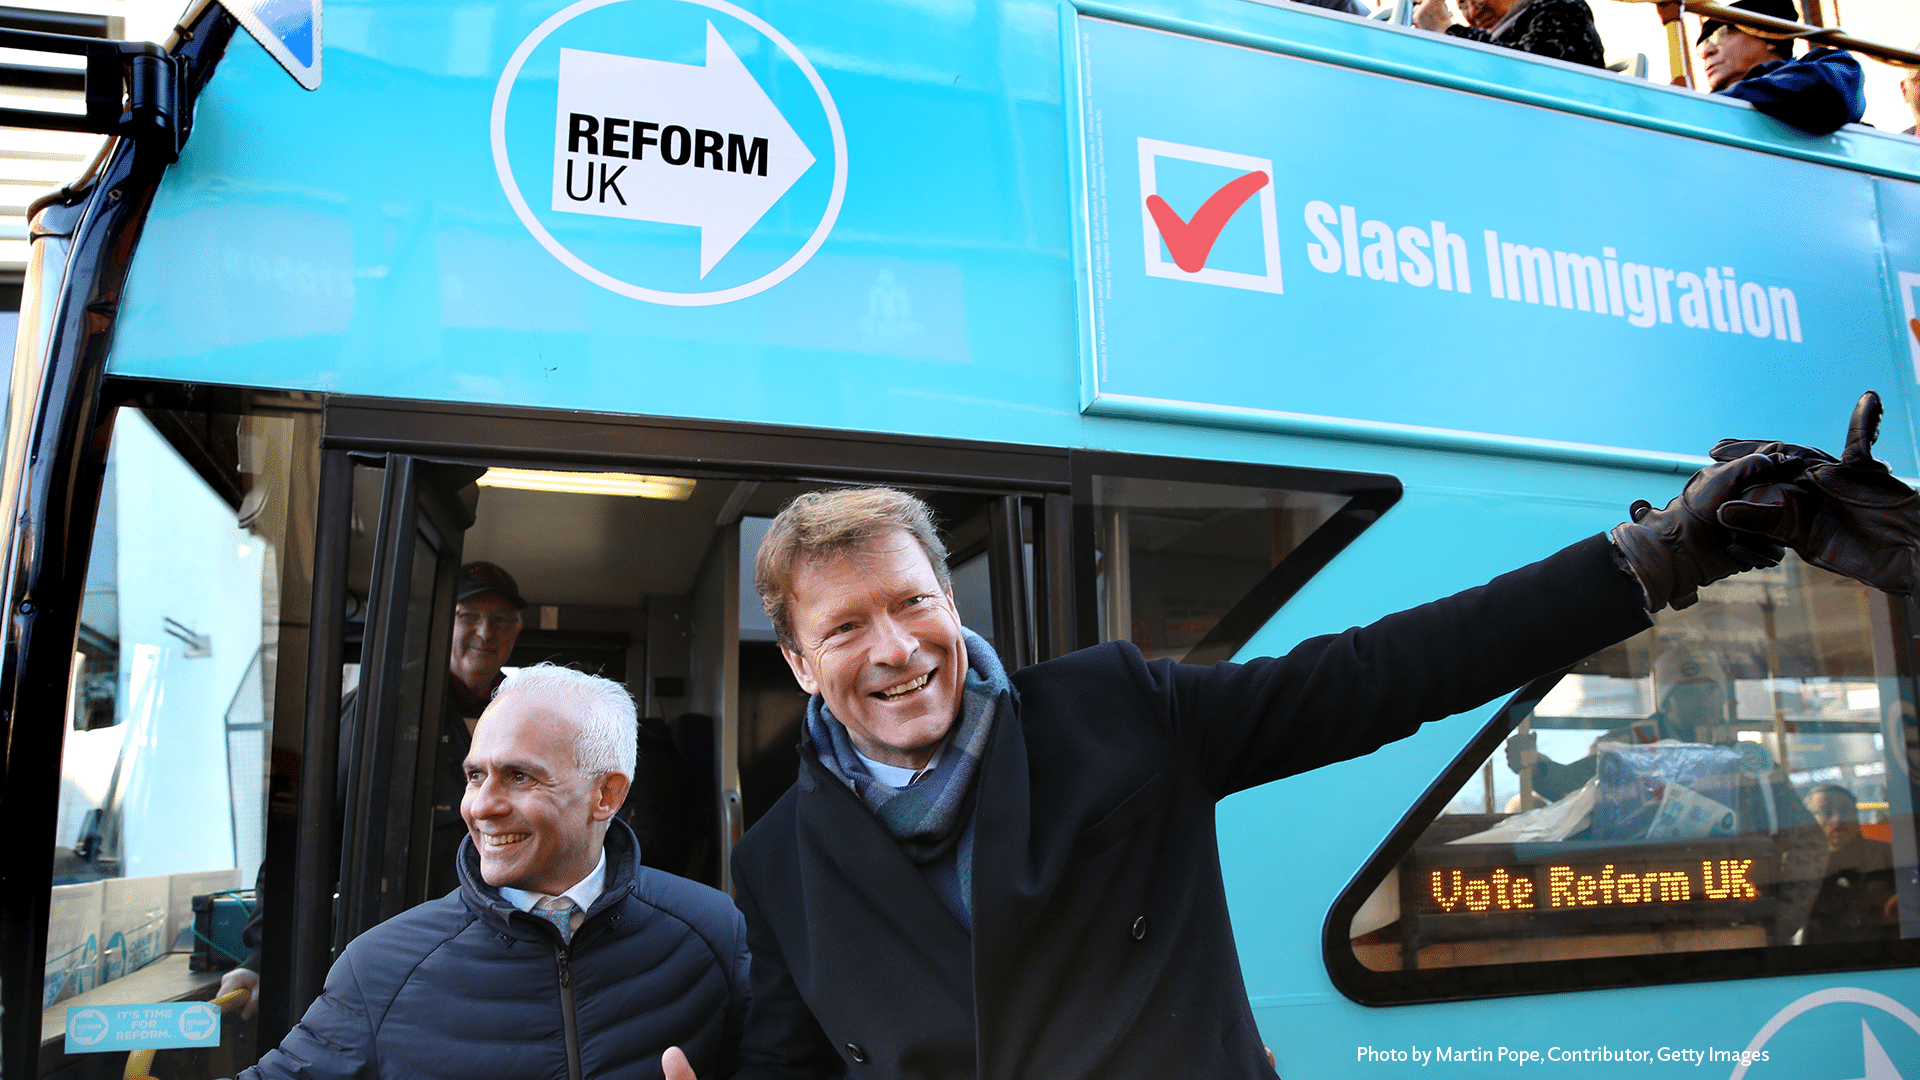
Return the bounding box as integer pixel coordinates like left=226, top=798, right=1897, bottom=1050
left=1412, top=0, right=1605, bottom=68
left=1700, top=0, right=1864, bottom=135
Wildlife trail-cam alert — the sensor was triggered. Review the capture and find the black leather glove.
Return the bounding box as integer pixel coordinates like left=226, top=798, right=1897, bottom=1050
left=1611, top=453, right=1792, bottom=612
left=1716, top=392, right=1920, bottom=597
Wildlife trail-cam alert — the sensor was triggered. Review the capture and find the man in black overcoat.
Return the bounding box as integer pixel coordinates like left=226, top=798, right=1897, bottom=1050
left=664, top=395, right=1917, bottom=1080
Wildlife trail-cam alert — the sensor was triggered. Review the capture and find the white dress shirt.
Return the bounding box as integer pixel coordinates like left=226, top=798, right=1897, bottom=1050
left=497, top=848, right=608, bottom=917
left=854, top=739, right=946, bottom=788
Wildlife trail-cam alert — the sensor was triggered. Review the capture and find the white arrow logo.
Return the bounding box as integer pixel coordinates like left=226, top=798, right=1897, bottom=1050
left=549, top=21, right=815, bottom=277
left=1732, top=988, right=1920, bottom=1080
left=1842, top=1020, right=1903, bottom=1080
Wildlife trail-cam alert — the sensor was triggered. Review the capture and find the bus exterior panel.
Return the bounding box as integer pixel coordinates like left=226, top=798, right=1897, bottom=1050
left=5, top=0, right=1918, bottom=1077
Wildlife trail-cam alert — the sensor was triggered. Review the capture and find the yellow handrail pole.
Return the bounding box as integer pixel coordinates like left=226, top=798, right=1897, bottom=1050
left=1616, top=0, right=1920, bottom=69
left=123, top=986, right=254, bottom=1080
left=1657, top=1, right=1694, bottom=87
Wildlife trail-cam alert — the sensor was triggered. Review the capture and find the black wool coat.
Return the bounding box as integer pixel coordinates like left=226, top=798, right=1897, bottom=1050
left=730, top=536, right=1651, bottom=1080
left=244, top=819, right=749, bottom=1080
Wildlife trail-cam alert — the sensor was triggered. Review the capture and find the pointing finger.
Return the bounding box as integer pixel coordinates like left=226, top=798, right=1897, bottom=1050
left=663, top=1046, right=698, bottom=1080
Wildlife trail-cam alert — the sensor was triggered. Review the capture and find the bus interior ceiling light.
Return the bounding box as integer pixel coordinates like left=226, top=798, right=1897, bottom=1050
left=475, top=468, right=696, bottom=500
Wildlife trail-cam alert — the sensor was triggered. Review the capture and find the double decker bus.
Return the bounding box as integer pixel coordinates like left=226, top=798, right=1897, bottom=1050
left=2, top=0, right=1918, bottom=1076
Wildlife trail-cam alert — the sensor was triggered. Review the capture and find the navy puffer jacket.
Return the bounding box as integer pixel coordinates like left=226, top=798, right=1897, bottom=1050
left=1720, top=47, right=1865, bottom=135
left=244, top=820, right=748, bottom=1080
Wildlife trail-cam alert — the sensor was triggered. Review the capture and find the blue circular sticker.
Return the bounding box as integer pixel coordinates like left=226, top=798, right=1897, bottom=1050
left=178, top=1002, right=220, bottom=1043
left=67, top=1008, right=109, bottom=1048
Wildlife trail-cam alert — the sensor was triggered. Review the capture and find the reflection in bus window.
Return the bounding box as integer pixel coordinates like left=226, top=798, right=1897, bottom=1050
left=41, top=399, right=317, bottom=1078
left=1089, top=474, right=1348, bottom=664
left=1349, top=554, right=1916, bottom=978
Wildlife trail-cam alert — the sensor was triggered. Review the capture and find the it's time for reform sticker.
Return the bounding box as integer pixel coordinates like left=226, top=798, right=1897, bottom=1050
left=65, top=1002, right=220, bottom=1053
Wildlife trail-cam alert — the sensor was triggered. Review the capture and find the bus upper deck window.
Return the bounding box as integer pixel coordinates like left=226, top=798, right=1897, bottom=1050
left=1332, top=553, right=1920, bottom=1001
left=39, top=396, right=319, bottom=1078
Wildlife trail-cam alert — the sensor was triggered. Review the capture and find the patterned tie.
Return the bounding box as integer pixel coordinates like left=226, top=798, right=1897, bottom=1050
left=536, top=896, right=578, bottom=943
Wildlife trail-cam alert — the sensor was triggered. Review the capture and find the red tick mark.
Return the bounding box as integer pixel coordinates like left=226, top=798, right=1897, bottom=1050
left=1145, top=170, right=1270, bottom=274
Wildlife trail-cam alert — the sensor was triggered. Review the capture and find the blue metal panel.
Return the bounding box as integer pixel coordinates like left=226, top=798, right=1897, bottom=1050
left=1071, top=12, right=1916, bottom=473
left=1878, top=176, right=1920, bottom=473
left=1213, top=456, right=1920, bottom=1077
left=112, top=0, right=1088, bottom=450
left=110, top=0, right=1919, bottom=469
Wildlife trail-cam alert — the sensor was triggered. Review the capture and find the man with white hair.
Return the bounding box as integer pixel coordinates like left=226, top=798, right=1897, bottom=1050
left=242, top=664, right=749, bottom=1080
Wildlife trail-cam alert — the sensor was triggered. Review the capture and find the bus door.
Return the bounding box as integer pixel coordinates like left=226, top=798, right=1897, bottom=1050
left=343, top=474, right=1062, bottom=897
left=304, top=393, right=1080, bottom=948
left=25, top=386, right=323, bottom=1080
left=331, top=456, right=480, bottom=946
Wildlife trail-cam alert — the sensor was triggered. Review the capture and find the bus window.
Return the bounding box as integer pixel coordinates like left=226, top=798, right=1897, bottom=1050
left=1333, top=554, right=1920, bottom=1002
left=1072, top=453, right=1400, bottom=662
left=40, top=395, right=319, bottom=1077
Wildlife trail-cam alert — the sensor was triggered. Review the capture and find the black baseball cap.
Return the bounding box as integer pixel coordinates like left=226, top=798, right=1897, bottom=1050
left=457, top=562, right=527, bottom=609
left=1698, top=0, right=1799, bottom=44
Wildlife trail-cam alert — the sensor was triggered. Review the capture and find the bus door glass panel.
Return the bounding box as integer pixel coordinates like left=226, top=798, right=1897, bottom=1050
left=337, top=458, right=476, bottom=943
left=39, top=397, right=319, bottom=1080
left=1342, top=554, right=1919, bottom=989
left=1072, top=454, right=1399, bottom=662
left=943, top=495, right=1043, bottom=670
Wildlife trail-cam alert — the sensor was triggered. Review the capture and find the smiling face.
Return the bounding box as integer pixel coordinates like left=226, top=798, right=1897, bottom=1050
left=1702, top=25, right=1781, bottom=92
left=461, top=694, right=628, bottom=895
left=779, top=528, right=968, bottom=770
left=450, top=592, right=523, bottom=698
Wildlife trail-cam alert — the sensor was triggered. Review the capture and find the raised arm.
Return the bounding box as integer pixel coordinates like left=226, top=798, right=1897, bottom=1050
left=1156, top=533, right=1649, bottom=797
left=1152, top=447, right=1807, bottom=796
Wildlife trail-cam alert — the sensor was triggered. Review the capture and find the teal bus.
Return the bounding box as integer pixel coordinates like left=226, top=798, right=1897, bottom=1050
left=3, top=0, right=1919, bottom=1075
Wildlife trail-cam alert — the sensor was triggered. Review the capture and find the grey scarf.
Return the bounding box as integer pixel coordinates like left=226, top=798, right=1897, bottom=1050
left=804, top=627, right=1006, bottom=920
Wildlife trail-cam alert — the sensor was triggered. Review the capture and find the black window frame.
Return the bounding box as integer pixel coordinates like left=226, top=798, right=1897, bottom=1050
left=1324, top=596, right=1920, bottom=1006
left=1069, top=450, right=1402, bottom=659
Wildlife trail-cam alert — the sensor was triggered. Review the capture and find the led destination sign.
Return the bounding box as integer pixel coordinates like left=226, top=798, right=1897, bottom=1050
left=1426, top=860, right=1761, bottom=915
